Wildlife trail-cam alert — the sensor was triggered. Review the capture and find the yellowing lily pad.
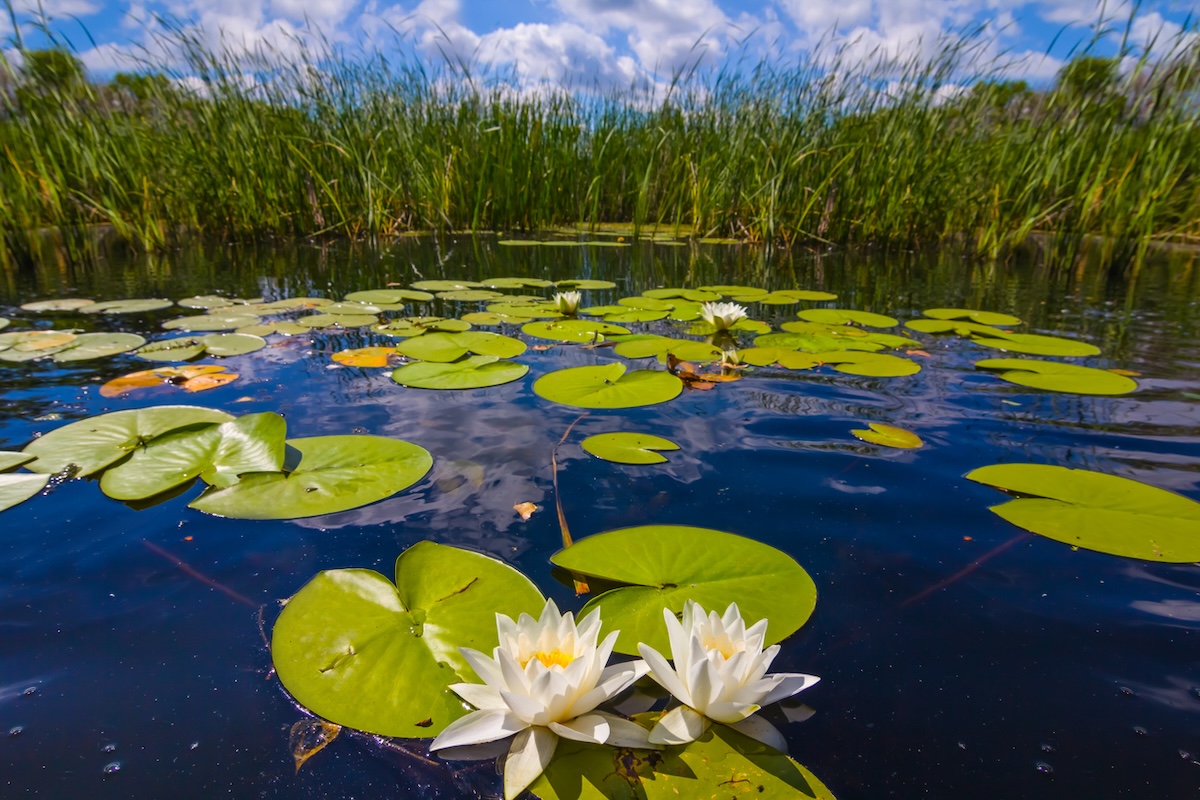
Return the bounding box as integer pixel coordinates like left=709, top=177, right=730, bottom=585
left=19, top=298, right=95, bottom=312
left=966, top=464, right=1200, bottom=561
left=271, top=541, right=544, bottom=738
left=551, top=526, right=817, bottom=655
left=332, top=347, right=399, bottom=367
left=391, top=355, right=529, bottom=390
left=852, top=423, right=924, bottom=449
left=51, top=333, right=146, bottom=362
left=0, top=473, right=50, bottom=513
left=975, top=358, right=1137, bottom=395
left=0, top=452, right=34, bottom=471
left=581, top=432, right=680, bottom=464
left=80, top=298, right=174, bottom=314
left=190, top=434, right=433, bottom=519
left=533, top=364, right=683, bottom=409
left=0, top=318, right=7, bottom=331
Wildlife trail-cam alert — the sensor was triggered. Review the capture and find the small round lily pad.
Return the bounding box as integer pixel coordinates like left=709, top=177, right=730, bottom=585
left=201, top=333, right=267, bottom=357
left=924, top=308, right=1022, bottom=326
left=19, top=298, right=96, bottom=312
left=852, top=423, right=924, bottom=449
left=80, top=298, right=174, bottom=314
left=582, top=432, right=680, bottom=464
left=52, top=332, right=146, bottom=362
left=975, top=358, right=1137, bottom=395
left=533, top=364, right=683, bottom=409
left=391, top=356, right=529, bottom=390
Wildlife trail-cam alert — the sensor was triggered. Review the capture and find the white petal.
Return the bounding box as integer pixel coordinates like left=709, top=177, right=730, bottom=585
left=504, top=726, right=557, bottom=800
left=449, top=682, right=507, bottom=710
left=727, top=715, right=788, bottom=752
left=430, top=709, right=527, bottom=751
left=648, top=705, right=710, bottom=745
left=500, top=687, right=549, bottom=725
left=637, top=643, right=690, bottom=704
left=592, top=711, right=660, bottom=749
left=664, top=606, right=690, bottom=666
left=686, top=651, right=721, bottom=712
left=759, top=673, right=820, bottom=707
left=497, top=647, right=531, bottom=693
left=569, top=663, right=643, bottom=717
left=461, top=647, right=505, bottom=688
left=549, top=712, right=610, bottom=744
left=435, top=737, right=513, bottom=761
left=704, top=700, right=760, bottom=724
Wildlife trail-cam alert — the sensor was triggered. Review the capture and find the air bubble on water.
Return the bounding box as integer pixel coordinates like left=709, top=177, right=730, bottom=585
left=1118, top=686, right=1134, bottom=696
left=189, top=741, right=199, bottom=751
left=22, top=686, right=36, bottom=697
left=1035, top=761, right=1054, bottom=774
left=1133, top=726, right=1148, bottom=736
left=101, top=742, right=117, bottom=753
left=352, top=427, right=368, bottom=434
left=1040, top=743, right=1055, bottom=753
left=102, top=762, right=121, bottom=775
left=8, top=726, right=23, bottom=737
left=1180, top=750, right=1193, bottom=761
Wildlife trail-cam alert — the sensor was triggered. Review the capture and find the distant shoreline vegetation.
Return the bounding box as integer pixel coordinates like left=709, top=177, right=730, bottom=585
left=0, top=14, right=1197, bottom=269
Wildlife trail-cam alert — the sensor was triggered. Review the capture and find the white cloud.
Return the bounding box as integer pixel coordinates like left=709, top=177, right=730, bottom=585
left=476, top=22, right=639, bottom=88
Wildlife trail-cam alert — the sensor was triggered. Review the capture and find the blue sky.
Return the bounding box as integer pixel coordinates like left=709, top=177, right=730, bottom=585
left=3, top=1, right=1197, bottom=87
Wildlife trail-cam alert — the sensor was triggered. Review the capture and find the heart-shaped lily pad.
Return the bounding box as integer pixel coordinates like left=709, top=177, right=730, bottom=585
left=487, top=303, right=562, bottom=319
left=100, top=412, right=286, bottom=500
left=754, top=332, right=881, bottom=354
left=552, top=526, right=817, bottom=654
left=19, top=298, right=96, bottom=312
left=904, top=319, right=1008, bottom=336
left=534, top=364, right=683, bottom=409
left=260, top=297, right=333, bottom=311
left=739, top=348, right=823, bottom=370
left=0, top=331, right=77, bottom=361
left=814, top=351, right=921, bottom=377
left=24, top=406, right=235, bottom=476
left=345, top=289, right=433, bottom=303
left=271, top=541, right=544, bottom=738
left=81, top=298, right=174, bottom=314
left=975, top=358, right=1137, bottom=395
left=135, top=337, right=207, bottom=361
left=852, top=423, right=923, bottom=449
left=481, top=277, right=555, bottom=289
left=395, top=332, right=526, bottom=362
left=296, top=313, right=378, bottom=328
left=699, top=285, right=766, bottom=298
left=798, top=308, right=899, bottom=328
left=178, top=295, right=257, bottom=309
left=436, top=289, right=503, bottom=302
left=582, top=432, right=680, bottom=464
left=521, top=319, right=630, bottom=343
left=555, top=279, right=617, bottom=290
left=642, top=288, right=721, bottom=302
left=612, top=336, right=723, bottom=363
left=0, top=473, right=50, bottom=513
left=51, top=332, right=146, bottom=362
left=965, top=464, right=1200, bottom=561
left=201, top=333, right=267, bottom=357
left=191, top=435, right=432, bottom=519
left=392, top=355, right=529, bottom=390
left=925, top=308, right=1022, bottom=326
left=163, top=313, right=261, bottom=332
left=971, top=332, right=1101, bottom=357
left=411, top=280, right=484, bottom=291
left=605, top=309, right=670, bottom=323
left=618, top=296, right=674, bottom=311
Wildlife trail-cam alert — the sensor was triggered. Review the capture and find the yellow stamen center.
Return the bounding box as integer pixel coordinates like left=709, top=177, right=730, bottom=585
left=525, top=649, right=574, bottom=669
left=702, top=635, right=740, bottom=660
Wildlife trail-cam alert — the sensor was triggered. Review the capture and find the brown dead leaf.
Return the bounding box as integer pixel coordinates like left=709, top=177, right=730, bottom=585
left=289, top=719, right=341, bottom=773
left=181, top=372, right=238, bottom=392
left=100, top=369, right=170, bottom=398
left=531, top=344, right=557, bottom=351
left=332, top=346, right=399, bottom=368
left=685, top=380, right=716, bottom=390
left=698, top=372, right=741, bottom=382
left=514, top=502, right=540, bottom=521
left=905, top=350, right=932, bottom=358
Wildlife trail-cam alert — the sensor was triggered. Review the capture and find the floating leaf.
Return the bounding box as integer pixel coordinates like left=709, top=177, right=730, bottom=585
left=80, top=298, right=173, bottom=314
left=191, top=435, right=432, bottom=519
left=100, top=412, right=286, bottom=500
left=392, top=355, right=529, bottom=390
left=179, top=295, right=256, bottom=309
left=487, top=303, right=562, bottom=319
left=236, top=321, right=308, bottom=337
left=532, top=724, right=837, bottom=800
left=135, top=337, right=207, bottom=362
left=522, top=319, right=630, bottom=343
left=100, top=365, right=231, bottom=397
left=19, top=298, right=95, bottom=312
left=924, top=308, right=1022, bottom=326
left=812, top=351, right=921, bottom=377
left=260, top=297, right=333, bottom=311
left=612, top=336, right=722, bottom=363
left=554, top=279, right=617, bottom=290
left=642, top=288, right=721, bottom=302
left=0, top=330, right=78, bottom=361
left=332, top=347, right=399, bottom=367
left=975, top=358, right=1137, bottom=395
left=395, top=332, right=526, bottom=362
left=618, top=296, right=673, bottom=311
left=181, top=371, right=239, bottom=392
left=163, top=313, right=261, bottom=332
left=965, top=464, right=1200, bottom=561
left=290, top=719, right=341, bottom=773
left=739, top=348, right=822, bottom=370
left=481, top=277, right=555, bottom=289
left=24, top=406, right=235, bottom=476
left=0, top=452, right=35, bottom=472
left=754, top=331, right=880, bottom=354
left=270, top=541, right=543, bottom=737
left=904, top=318, right=1008, bottom=336
left=345, top=289, right=433, bottom=303
left=551, top=526, right=816, bottom=654
left=698, top=285, right=767, bottom=298
left=798, top=308, right=899, bottom=328
left=296, top=313, right=378, bottom=328
left=201, top=333, right=266, bottom=357
left=459, top=312, right=512, bottom=326
left=971, top=332, right=1101, bottom=357
left=410, top=280, right=484, bottom=291
left=0, top=473, right=50, bottom=513
left=534, top=364, right=683, bottom=409
left=513, top=501, right=539, bottom=521
left=581, top=432, right=680, bottom=464
left=0, top=318, right=6, bottom=331
left=436, top=289, right=503, bottom=302
left=51, top=332, right=146, bottom=362
left=852, top=423, right=923, bottom=449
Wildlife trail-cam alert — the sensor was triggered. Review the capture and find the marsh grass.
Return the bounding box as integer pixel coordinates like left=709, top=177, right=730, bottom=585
left=0, top=12, right=1198, bottom=269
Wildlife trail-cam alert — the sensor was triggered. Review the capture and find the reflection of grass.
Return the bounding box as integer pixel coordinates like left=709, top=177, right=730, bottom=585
left=1, top=13, right=1198, bottom=269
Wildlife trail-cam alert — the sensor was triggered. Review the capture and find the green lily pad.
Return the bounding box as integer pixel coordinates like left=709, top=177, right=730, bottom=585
left=346, top=289, right=433, bottom=303
left=392, top=356, right=529, bottom=390
left=481, top=277, right=555, bottom=289
left=190, top=435, right=432, bottom=519
left=321, top=301, right=383, bottom=315
left=19, top=298, right=95, bottom=312
left=80, top=298, right=174, bottom=314
left=578, top=305, right=626, bottom=317
left=459, top=312, right=511, bottom=326
left=0, top=330, right=77, bottom=360
left=296, top=313, right=378, bottom=328
left=581, top=432, right=680, bottom=464
left=971, top=332, right=1101, bottom=357
left=436, top=289, right=503, bottom=302
left=532, top=724, right=837, bottom=800
left=688, top=318, right=771, bottom=336
left=642, top=288, right=721, bottom=302
left=522, top=319, right=631, bottom=343
left=534, top=364, right=683, bottom=409
left=975, top=358, right=1137, bottom=395
left=813, top=351, right=921, bottom=377
left=487, top=303, right=563, bottom=319
left=666, top=302, right=704, bottom=321
left=271, top=541, right=544, bottom=738
left=905, top=318, right=1008, bottom=336
left=754, top=332, right=881, bottom=354
left=798, top=308, right=899, bottom=328
left=178, top=295, right=257, bottom=309
left=618, top=296, right=673, bottom=311
left=235, top=321, right=308, bottom=337
left=699, top=285, right=767, bottom=298
left=100, top=412, right=286, bottom=500
left=411, top=280, right=484, bottom=291
left=0, top=318, right=6, bottom=331
left=0, top=473, right=50, bottom=513
left=612, top=336, right=723, bottom=363
left=739, top=348, right=822, bottom=369
left=24, top=406, right=235, bottom=476
left=395, top=331, right=526, bottom=362
left=51, top=332, right=146, bottom=362
left=135, top=337, right=207, bottom=362
left=554, top=279, right=617, bottom=290
left=606, top=309, right=670, bottom=323
left=0, top=452, right=34, bottom=472
left=551, top=526, right=817, bottom=655
left=260, top=297, right=333, bottom=311
left=852, top=423, right=924, bottom=449
left=965, top=464, right=1200, bottom=561
left=496, top=239, right=542, bottom=246
left=163, top=313, right=261, bottom=332
left=925, top=308, right=1022, bottom=326
left=200, top=333, right=266, bottom=357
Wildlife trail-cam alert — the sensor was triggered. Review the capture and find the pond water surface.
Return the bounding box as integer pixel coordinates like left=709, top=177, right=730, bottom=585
left=1, top=238, right=1199, bottom=799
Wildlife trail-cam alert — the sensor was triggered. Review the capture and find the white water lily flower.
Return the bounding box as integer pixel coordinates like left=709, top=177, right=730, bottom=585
left=699, top=301, right=748, bottom=331
left=429, top=600, right=653, bottom=799
left=553, top=291, right=582, bottom=314
left=637, top=601, right=819, bottom=752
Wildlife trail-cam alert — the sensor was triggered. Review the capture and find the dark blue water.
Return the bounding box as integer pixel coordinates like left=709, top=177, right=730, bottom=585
left=1, top=239, right=1198, bottom=799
